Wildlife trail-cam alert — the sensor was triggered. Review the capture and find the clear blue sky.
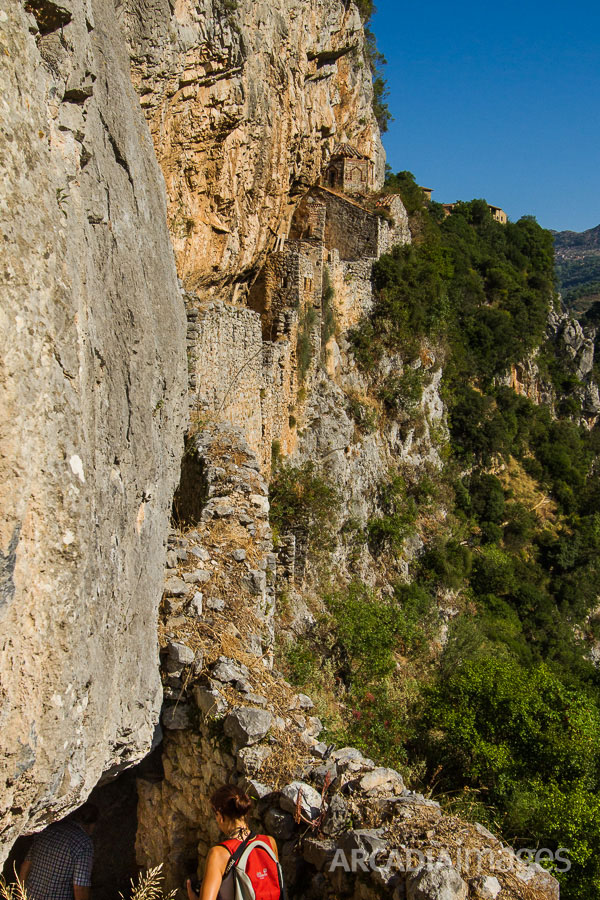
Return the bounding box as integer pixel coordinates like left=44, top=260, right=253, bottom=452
left=372, top=0, right=600, bottom=233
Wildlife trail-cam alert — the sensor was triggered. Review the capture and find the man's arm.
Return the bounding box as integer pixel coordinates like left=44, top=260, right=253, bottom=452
left=73, top=886, right=90, bottom=900
left=19, top=860, right=32, bottom=883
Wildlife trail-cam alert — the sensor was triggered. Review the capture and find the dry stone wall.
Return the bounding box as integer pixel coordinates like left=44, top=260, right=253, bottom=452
left=0, top=0, right=187, bottom=859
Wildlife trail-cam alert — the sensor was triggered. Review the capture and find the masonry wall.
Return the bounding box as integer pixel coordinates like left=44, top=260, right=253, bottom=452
left=376, top=195, right=411, bottom=256
left=317, top=188, right=380, bottom=260
left=188, top=300, right=298, bottom=471
left=326, top=250, right=374, bottom=332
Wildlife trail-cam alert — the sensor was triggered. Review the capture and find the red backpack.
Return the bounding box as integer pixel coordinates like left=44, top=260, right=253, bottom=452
left=220, top=834, right=285, bottom=900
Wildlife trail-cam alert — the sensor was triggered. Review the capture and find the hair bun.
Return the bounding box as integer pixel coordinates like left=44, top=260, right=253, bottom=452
left=210, top=785, right=253, bottom=820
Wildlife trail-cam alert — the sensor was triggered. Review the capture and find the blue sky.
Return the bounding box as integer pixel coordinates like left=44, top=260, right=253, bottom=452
left=372, top=0, right=600, bottom=232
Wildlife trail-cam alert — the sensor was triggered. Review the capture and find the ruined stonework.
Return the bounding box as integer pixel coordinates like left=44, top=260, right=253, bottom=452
left=0, top=0, right=187, bottom=859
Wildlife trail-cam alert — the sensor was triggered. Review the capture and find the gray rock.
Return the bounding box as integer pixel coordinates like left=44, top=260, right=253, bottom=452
left=312, top=742, right=330, bottom=759
left=359, top=767, right=404, bottom=794
left=236, top=744, right=272, bottom=775
left=188, top=592, right=203, bottom=617
left=184, top=569, right=211, bottom=584
left=470, top=875, right=501, bottom=899
left=214, top=504, right=235, bottom=518
left=189, top=546, right=210, bottom=561
left=264, top=808, right=295, bottom=840
left=164, top=577, right=188, bottom=597
left=224, top=707, right=273, bottom=748
left=165, top=551, right=179, bottom=568
left=243, top=569, right=267, bottom=595
left=245, top=693, right=269, bottom=707
left=212, top=659, right=247, bottom=683
left=330, top=746, right=374, bottom=773
left=280, top=781, right=322, bottom=820
left=302, top=837, right=336, bottom=871
left=239, top=779, right=272, bottom=801
left=306, top=716, right=323, bottom=737
left=193, top=685, right=227, bottom=718
left=207, top=597, right=226, bottom=611
left=162, top=704, right=192, bottom=731
left=246, top=633, right=263, bottom=656
left=167, top=641, right=195, bottom=666
left=339, top=829, right=386, bottom=858
left=297, top=693, right=314, bottom=709
left=232, top=548, right=247, bottom=561
left=322, top=793, right=348, bottom=835
left=406, top=864, right=468, bottom=900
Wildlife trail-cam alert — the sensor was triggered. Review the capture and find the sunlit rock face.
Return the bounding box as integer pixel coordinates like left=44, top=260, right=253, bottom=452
left=0, top=0, right=187, bottom=859
left=123, top=0, right=385, bottom=299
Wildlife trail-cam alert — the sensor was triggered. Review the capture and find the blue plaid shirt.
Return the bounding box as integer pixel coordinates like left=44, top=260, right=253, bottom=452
left=25, top=821, right=94, bottom=900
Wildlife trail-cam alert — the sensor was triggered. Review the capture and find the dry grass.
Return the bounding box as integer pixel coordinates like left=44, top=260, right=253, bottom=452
left=0, top=873, right=28, bottom=900
left=121, top=865, right=176, bottom=900
left=498, top=456, right=560, bottom=530
left=383, top=812, right=553, bottom=900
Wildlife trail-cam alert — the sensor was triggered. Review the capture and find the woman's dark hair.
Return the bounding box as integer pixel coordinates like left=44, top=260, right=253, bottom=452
left=210, top=785, right=252, bottom=820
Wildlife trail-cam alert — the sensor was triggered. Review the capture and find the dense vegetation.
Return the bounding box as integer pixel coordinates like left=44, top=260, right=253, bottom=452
left=275, top=175, right=600, bottom=899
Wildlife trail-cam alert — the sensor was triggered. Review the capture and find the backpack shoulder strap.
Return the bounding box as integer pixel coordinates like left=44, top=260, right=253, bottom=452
left=222, top=833, right=255, bottom=879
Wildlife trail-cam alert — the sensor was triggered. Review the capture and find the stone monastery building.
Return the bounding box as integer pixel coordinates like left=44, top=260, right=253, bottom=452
left=188, top=143, right=411, bottom=471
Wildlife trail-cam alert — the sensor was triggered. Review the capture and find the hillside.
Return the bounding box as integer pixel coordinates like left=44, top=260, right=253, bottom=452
left=554, top=223, right=600, bottom=315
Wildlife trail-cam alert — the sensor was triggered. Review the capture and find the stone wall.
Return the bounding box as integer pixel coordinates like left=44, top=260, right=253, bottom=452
left=326, top=252, right=374, bottom=332
left=0, top=0, right=187, bottom=859
left=188, top=300, right=298, bottom=471
left=319, top=188, right=381, bottom=261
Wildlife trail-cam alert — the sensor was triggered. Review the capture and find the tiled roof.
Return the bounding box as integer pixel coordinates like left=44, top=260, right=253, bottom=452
left=330, top=142, right=366, bottom=160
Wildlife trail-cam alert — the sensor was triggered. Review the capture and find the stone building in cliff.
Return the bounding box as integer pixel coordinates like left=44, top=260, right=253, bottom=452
left=191, top=146, right=410, bottom=470
left=322, top=142, right=375, bottom=194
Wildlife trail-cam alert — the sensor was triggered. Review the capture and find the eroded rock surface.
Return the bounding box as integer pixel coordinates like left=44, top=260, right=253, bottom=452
left=0, top=0, right=187, bottom=857
left=123, top=0, right=385, bottom=298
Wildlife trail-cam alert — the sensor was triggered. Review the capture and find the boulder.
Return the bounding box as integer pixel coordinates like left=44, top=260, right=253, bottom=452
left=359, top=766, right=404, bottom=794
left=164, top=576, right=188, bottom=597
left=280, top=781, right=322, bottom=820
left=224, top=707, right=272, bottom=748
left=264, top=808, right=295, bottom=840
left=167, top=641, right=195, bottom=666
left=193, top=685, right=227, bottom=718
left=406, top=864, right=468, bottom=900
left=236, top=744, right=272, bottom=775
left=470, top=875, right=501, bottom=899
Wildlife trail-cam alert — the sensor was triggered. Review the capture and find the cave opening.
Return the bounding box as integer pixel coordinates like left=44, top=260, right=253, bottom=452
left=172, top=441, right=210, bottom=528
left=2, top=747, right=165, bottom=900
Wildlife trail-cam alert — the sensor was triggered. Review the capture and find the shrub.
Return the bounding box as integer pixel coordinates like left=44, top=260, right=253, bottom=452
left=269, top=461, right=339, bottom=554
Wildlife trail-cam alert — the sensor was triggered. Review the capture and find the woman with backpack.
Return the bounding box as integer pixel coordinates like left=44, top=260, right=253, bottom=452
left=186, top=785, right=285, bottom=900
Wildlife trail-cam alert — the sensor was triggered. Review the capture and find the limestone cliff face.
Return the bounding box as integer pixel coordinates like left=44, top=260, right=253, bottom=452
left=0, top=0, right=187, bottom=859
left=123, top=0, right=385, bottom=298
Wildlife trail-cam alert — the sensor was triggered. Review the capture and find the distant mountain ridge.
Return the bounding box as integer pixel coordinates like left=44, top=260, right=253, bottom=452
left=553, top=223, right=600, bottom=316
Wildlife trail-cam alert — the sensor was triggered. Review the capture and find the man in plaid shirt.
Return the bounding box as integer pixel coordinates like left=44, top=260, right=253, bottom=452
left=20, top=804, right=98, bottom=900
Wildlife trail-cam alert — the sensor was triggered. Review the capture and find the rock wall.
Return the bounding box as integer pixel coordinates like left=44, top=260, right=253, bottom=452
left=123, top=0, right=385, bottom=299
left=0, top=0, right=187, bottom=859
